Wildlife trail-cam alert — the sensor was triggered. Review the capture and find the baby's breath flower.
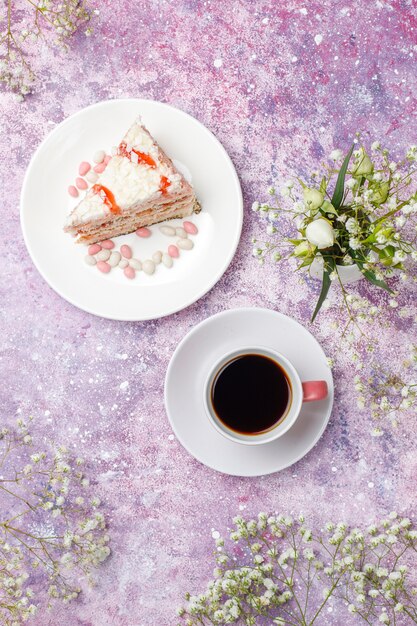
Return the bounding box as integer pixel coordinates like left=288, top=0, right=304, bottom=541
left=0, top=0, right=93, bottom=97
left=330, top=149, right=343, bottom=161
left=0, top=423, right=109, bottom=623
left=179, top=511, right=417, bottom=625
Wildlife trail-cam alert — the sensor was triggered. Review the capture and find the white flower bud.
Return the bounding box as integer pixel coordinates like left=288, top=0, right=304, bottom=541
left=352, top=149, right=374, bottom=177
left=303, top=188, right=324, bottom=210
left=305, top=218, right=335, bottom=249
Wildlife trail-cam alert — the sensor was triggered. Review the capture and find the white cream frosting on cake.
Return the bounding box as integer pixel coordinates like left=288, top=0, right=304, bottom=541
left=66, top=123, right=182, bottom=227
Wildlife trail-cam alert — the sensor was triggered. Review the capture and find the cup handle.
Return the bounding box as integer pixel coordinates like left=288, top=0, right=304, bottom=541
left=302, top=381, right=328, bottom=402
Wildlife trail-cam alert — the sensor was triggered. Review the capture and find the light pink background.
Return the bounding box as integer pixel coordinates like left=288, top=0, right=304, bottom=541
left=1, top=1, right=416, bottom=623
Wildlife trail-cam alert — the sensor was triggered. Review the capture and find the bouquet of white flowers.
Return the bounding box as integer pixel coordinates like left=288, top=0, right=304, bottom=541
left=253, top=141, right=417, bottom=322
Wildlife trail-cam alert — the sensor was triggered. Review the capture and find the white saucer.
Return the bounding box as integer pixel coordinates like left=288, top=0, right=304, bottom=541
left=164, top=308, right=334, bottom=476
left=20, top=99, right=243, bottom=321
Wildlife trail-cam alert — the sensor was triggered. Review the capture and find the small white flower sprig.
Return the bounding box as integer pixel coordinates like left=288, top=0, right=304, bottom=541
left=252, top=141, right=417, bottom=326
left=177, top=512, right=417, bottom=626
left=0, top=0, right=93, bottom=98
left=354, top=344, right=417, bottom=437
left=0, top=418, right=110, bottom=625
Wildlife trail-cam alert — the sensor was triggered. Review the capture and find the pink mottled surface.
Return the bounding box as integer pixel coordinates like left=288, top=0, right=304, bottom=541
left=1, top=1, right=417, bottom=624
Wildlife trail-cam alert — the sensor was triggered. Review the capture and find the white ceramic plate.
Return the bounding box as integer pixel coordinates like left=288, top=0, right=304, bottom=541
left=20, top=99, right=243, bottom=321
left=164, top=308, right=334, bottom=476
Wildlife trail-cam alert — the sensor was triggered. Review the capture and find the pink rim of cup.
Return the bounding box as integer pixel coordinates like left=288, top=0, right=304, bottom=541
left=203, top=346, right=328, bottom=446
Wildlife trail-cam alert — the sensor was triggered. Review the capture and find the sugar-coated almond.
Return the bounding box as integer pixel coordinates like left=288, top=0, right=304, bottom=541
left=100, top=240, right=115, bottom=250
left=159, top=225, right=176, bottom=236
left=97, top=261, right=111, bottom=273
left=135, top=227, right=151, bottom=238
left=130, top=259, right=142, bottom=270
left=93, top=150, right=105, bottom=164
left=168, top=245, right=179, bottom=258
left=84, top=255, right=96, bottom=266
left=183, top=221, right=198, bottom=235
left=162, top=253, right=173, bottom=268
left=142, top=260, right=155, bottom=275
left=96, top=249, right=111, bottom=261
left=86, top=171, right=99, bottom=183
left=152, top=251, right=162, bottom=264
left=177, top=238, right=194, bottom=250
left=176, top=227, right=187, bottom=239
left=124, top=266, right=136, bottom=279
left=94, top=163, right=106, bottom=174
left=75, top=177, right=88, bottom=190
left=108, top=251, right=121, bottom=267
left=88, top=243, right=101, bottom=255
left=68, top=185, right=79, bottom=197
left=120, top=244, right=132, bottom=259
left=79, top=161, right=91, bottom=176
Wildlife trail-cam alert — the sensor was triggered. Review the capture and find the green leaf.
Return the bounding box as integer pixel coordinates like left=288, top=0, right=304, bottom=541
left=319, top=177, right=327, bottom=195
left=320, top=200, right=337, bottom=215
left=352, top=256, right=394, bottom=293
left=331, top=144, right=354, bottom=210
left=311, top=258, right=335, bottom=322
left=357, top=264, right=393, bottom=293
left=297, top=257, right=314, bottom=270
left=362, top=270, right=393, bottom=292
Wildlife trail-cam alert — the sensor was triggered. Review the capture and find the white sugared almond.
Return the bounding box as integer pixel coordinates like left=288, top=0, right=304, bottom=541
left=159, top=225, right=176, bottom=236
left=162, top=253, right=173, bottom=268
left=152, top=251, right=162, bottom=264
left=177, top=238, right=194, bottom=250
left=93, top=150, right=105, bottom=164
left=108, top=251, right=121, bottom=267
left=86, top=171, right=99, bottom=184
left=130, top=259, right=142, bottom=270
left=96, top=249, right=111, bottom=261
left=176, top=227, right=187, bottom=239
left=84, top=255, right=97, bottom=266
left=142, top=260, right=155, bottom=275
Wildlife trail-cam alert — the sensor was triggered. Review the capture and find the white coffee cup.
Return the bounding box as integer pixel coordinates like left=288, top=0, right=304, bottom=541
left=203, top=346, right=328, bottom=446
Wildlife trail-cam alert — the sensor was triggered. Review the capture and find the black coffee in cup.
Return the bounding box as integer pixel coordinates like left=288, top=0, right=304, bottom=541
left=210, top=353, right=292, bottom=435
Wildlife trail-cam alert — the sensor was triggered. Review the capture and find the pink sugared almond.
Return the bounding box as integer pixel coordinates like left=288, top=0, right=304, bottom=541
left=68, top=185, right=79, bottom=198
left=76, top=177, right=88, bottom=190
left=79, top=161, right=91, bottom=176
left=183, top=221, right=198, bottom=235
left=97, top=261, right=111, bottom=273
left=88, top=243, right=101, bottom=255
left=136, top=227, right=151, bottom=238
left=100, top=240, right=115, bottom=250
left=124, top=266, right=135, bottom=279
left=120, top=244, right=132, bottom=259
left=168, top=245, right=179, bottom=258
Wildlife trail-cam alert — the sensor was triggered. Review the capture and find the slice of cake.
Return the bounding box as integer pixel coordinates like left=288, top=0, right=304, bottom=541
left=64, top=118, right=200, bottom=244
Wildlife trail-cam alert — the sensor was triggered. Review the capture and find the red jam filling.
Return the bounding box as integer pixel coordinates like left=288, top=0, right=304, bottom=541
left=92, top=184, right=121, bottom=215
left=159, top=175, right=170, bottom=195
left=118, top=143, right=156, bottom=168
